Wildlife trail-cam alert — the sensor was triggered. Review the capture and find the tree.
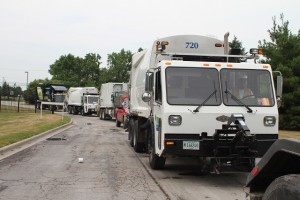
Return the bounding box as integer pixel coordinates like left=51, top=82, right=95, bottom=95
left=82, top=53, right=102, bottom=87
left=229, top=36, right=246, bottom=55
left=23, top=78, right=51, bottom=104
left=1, top=81, right=10, bottom=99
left=259, top=14, right=300, bottom=130
left=49, top=54, right=83, bottom=87
left=107, top=49, right=132, bottom=83
left=49, top=53, right=102, bottom=87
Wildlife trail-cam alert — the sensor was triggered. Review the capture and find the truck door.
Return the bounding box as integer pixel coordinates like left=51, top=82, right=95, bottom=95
left=153, top=68, right=163, bottom=153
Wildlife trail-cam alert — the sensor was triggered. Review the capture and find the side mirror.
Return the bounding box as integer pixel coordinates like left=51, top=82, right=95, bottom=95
left=276, top=75, right=283, bottom=98
left=275, top=72, right=283, bottom=108
left=142, top=92, right=152, bottom=102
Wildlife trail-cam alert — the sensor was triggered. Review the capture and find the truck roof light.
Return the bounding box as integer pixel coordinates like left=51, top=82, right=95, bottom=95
left=250, top=48, right=263, bottom=55
left=156, top=41, right=168, bottom=52
left=215, top=64, right=221, bottom=67
left=165, top=61, right=172, bottom=65
left=215, top=43, right=223, bottom=47
left=227, top=64, right=233, bottom=67
left=203, top=63, right=210, bottom=67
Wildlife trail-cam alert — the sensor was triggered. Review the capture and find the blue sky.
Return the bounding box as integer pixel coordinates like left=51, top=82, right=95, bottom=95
left=0, top=0, right=299, bottom=89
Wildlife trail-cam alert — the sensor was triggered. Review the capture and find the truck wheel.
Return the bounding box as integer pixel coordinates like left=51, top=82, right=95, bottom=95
left=73, top=106, right=78, bottom=115
left=129, top=119, right=134, bottom=146
left=262, top=174, right=300, bottom=200
left=149, top=144, right=166, bottom=170
left=123, top=116, right=128, bottom=129
left=116, top=120, right=121, bottom=127
left=81, top=108, right=86, bottom=116
left=68, top=106, right=72, bottom=114
left=133, top=120, right=144, bottom=152
left=100, top=110, right=104, bottom=120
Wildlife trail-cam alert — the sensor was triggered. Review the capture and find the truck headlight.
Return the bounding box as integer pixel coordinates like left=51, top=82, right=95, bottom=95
left=169, top=115, right=182, bottom=126
left=264, top=116, right=276, bottom=126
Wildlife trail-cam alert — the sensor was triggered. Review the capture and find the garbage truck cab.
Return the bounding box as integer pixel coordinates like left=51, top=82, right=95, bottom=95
left=129, top=34, right=283, bottom=171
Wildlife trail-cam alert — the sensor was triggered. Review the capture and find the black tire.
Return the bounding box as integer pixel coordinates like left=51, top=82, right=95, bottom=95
left=116, top=120, right=121, bottom=127
left=133, top=120, right=144, bottom=152
left=98, top=110, right=102, bottom=120
left=129, top=119, right=134, bottom=146
left=81, top=108, right=86, bottom=116
left=123, top=116, right=128, bottom=130
left=68, top=106, right=72, bottom=114
left=100, top=110, right=104, bottom=120
left=262, top=174, right=300, bottom=200
left=149, top=141, right=166, bottom=170
left=73, top=107, right=79, bottom=115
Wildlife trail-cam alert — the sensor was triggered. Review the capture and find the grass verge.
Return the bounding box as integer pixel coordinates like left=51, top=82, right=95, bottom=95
left=0, top=112, right=71, bottom=148
left=279, top=130, right=300, bottom=139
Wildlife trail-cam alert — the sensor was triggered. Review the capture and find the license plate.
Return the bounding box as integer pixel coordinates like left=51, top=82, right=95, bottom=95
left=183, top=141, right=199, bottom=150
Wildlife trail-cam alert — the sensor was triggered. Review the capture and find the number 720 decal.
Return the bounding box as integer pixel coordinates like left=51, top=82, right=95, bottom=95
left=186, top=42, right=199, bottom=49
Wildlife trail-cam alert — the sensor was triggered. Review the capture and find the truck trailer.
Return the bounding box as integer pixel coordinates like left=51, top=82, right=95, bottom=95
left=65, top=87, right=99, bottom=116
left=128, top=34, right=283, bottom=171
left=97, top=82, right=128, bottom=120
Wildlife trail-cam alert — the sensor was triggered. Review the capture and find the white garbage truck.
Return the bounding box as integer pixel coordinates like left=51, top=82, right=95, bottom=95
left=65, top=87, right=99, bottom=116
left=128, top=34, right=283, bottom=171
left=97, top=82, right=128, bottom=120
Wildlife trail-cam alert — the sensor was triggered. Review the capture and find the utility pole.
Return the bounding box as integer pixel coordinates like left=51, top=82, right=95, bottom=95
left=25, top=71, right=28, bottom=89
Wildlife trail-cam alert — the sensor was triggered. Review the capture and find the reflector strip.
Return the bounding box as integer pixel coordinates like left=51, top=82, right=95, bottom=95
left=165, top=141, right=175, bottom=145
left=251, top=166, right=259, bottom=176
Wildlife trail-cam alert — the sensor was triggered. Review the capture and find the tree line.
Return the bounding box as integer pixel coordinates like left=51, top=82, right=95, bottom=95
left=0, top=81, right=23, bottom=100
left=3, top=14, right=298, bottom=130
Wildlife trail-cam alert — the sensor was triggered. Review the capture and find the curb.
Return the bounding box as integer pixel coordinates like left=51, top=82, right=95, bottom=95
left=0, top=120, right=73, bottom=159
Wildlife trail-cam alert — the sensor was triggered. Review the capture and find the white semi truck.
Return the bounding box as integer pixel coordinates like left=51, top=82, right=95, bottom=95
left=97, top=82, right=128, bottom=120
left=65, top=87, right=99, bottom=116
left=128, top=34, right=283, bottom=171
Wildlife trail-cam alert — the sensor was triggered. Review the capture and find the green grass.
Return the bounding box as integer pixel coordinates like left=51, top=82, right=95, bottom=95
left=0, top=112, right=71, bottom=148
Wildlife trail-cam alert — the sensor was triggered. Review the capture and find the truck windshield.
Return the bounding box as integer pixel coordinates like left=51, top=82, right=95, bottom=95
left=221, top=69, right=275, bottom=107
left=54, top=94, right=65, bottom=102
left=88, top=96, right=99, bottom=104
left=166, top=67, right=221, bottom=105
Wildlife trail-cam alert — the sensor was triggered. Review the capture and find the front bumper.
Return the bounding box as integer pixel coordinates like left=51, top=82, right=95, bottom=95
left=163, top=133, right=278, bottom=158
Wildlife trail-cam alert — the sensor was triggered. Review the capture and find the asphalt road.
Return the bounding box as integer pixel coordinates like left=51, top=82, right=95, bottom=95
left=0, top=114, right=248, bottom=200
